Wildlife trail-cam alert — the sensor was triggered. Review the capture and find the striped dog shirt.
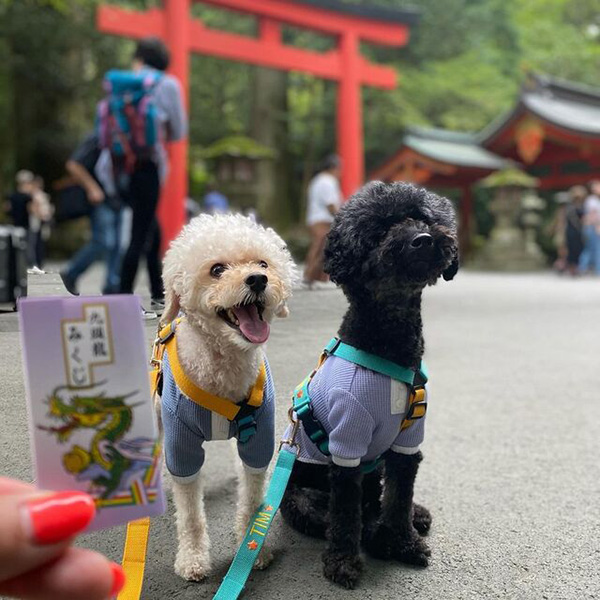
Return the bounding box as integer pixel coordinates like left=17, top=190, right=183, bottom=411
left=282, top=354, right=426, bottom=468
left=161, top=350, right=275, bottom=483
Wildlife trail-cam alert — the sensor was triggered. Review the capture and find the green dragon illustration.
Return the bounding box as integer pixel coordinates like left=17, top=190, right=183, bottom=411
left=38, top=384, right=142, bottom=499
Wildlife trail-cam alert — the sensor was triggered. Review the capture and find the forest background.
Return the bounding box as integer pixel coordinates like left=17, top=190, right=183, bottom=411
left=0, top=0, right=599, bottom=239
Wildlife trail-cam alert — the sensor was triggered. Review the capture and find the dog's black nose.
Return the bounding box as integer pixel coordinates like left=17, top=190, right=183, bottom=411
left=410, top=233, right=434, bottom=249
left=245, top=273, right=268, bottom=293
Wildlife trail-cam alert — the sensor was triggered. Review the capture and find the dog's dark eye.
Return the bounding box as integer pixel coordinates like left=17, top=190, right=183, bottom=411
left=259, top=261, right=268, bottom=269
left=210, top=263, right=227, bottom=278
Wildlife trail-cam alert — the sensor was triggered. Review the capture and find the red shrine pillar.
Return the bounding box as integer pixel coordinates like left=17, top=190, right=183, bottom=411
left=337, top=31, right=364, bottom=199
left=158, top=0, right=190, bottom=250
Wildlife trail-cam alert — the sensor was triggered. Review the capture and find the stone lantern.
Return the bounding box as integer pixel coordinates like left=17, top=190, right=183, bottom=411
left=473, top=168, right=546, bottom=270
left=200, top=135, right=275, bottom=213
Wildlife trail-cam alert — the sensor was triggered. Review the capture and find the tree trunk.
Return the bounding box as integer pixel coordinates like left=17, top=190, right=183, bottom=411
left=251, top=67, right=293, bottom=230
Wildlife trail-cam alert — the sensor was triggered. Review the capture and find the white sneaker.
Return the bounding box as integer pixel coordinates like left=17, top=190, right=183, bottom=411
left=27, top=266, right=46, bottom=275
left=141, top=307, right=158, bottom=320
left=150, top=298, right=165, bottom=316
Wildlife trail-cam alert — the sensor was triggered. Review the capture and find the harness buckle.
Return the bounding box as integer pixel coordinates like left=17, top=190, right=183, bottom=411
left=405, top=396, right=427, bottom=421
left=236, top=414, right=257, bottom=444
left=324, top=337, right=342, bottom=357
left=150, top=337, right=163, bottom=369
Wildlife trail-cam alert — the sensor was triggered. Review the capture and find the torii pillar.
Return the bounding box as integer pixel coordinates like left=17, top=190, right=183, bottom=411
left=162, top=0, right=189, bottom=248
left=98, top=0, right=414, bottom=246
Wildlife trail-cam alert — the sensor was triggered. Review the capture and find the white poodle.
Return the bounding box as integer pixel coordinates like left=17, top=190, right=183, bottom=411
left=157, top=213, right=295, bottom=581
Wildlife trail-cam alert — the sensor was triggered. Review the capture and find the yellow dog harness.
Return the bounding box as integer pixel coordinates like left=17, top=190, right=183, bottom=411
left=118, top=318, right=266, bottom=600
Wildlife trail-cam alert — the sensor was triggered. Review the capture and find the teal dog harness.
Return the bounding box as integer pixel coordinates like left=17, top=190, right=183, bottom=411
left=291, top=337, right=428, bottom=470
left=213, top=338, right=429, bottom=599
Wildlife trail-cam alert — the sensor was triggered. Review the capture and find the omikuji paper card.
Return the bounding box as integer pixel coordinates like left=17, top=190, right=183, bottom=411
left=19, top=295, right=165, bottom=532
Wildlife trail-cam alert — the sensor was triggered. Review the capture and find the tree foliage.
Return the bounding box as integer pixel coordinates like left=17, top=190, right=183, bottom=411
left=0, top=0, right=598, bottom=227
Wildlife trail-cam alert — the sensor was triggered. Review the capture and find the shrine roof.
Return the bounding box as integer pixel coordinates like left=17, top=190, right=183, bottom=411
left=480, top=74, right=600, bottom=145
left=404, top=127, right=510, bottom=170
left=294, top=0, right=420, bottom=26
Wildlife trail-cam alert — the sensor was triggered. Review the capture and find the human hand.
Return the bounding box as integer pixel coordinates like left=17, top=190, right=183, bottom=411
left=87, top=186, right=105, bottom=205
left=0, top=477, right=125, bottom=600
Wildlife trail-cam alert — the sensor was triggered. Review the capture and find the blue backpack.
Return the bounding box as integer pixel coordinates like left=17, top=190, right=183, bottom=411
left=96, top=69, right=163, bottom=171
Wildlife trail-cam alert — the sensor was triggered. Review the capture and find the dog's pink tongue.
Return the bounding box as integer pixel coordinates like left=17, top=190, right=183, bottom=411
left=232, top=304, right=270, bottom=344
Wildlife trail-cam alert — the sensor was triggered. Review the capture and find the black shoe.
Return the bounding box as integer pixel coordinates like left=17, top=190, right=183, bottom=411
left=60, top=271, right=79, bottom=296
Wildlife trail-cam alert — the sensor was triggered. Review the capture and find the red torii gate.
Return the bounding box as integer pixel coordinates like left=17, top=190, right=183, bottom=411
left=97, top=0, right=416, bottom=245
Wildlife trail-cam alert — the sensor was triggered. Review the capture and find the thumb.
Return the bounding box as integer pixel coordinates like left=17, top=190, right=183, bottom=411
left=0, top=489, right=96, bottom=583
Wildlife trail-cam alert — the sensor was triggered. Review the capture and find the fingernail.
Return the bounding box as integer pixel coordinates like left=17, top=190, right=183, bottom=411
left=22, top=490, right=96, bottom=545
left=109, top=562, right=126, bottom=597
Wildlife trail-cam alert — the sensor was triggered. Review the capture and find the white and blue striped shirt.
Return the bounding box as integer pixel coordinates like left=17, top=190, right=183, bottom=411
left=283, top=355, right=426, bottom=468
left=161, top=350, right=275, bottom=482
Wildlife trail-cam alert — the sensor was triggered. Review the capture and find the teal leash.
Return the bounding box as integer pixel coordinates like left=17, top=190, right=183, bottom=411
left=213, top=447, right=297, bottom=600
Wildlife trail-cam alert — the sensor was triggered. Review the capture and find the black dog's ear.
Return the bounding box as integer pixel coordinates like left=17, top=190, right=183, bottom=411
left=323, top=224, right=358, bottom=285
left=443, top=254, right=459, bottom=281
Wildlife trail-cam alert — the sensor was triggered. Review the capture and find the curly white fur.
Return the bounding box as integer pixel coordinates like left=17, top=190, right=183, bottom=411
left=159, top=213, right=296, bottom=581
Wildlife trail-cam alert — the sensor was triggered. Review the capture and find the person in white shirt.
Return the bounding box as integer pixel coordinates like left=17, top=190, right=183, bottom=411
left=304, top=155, right=342, bottom=286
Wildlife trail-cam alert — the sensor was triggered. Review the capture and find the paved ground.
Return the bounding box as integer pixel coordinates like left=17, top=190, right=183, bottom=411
left=1, top=266, right=599, bottom=600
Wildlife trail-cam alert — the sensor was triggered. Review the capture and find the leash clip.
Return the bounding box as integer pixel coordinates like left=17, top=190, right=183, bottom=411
left=278, top=406, right=300, bottom=455
left=150, top=337, right=163, bottom=369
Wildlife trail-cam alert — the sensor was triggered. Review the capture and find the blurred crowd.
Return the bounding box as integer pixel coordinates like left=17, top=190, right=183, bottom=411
left=551, top=180, right=600, bottom=276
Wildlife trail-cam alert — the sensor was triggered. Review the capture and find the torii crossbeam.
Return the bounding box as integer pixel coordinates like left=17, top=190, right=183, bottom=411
left=97, top=0, right=417, bottom=245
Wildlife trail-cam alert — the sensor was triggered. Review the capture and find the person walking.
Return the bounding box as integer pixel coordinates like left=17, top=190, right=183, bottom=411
left=303, top=154, right=342, bottom=288
left=59, top=133, right=123, bottom=295
left=115, top=37, right=187, bottom=315
left=6, top=170, right=34, bottom=232
left=27, top=176, right=53, bottom=270
left=578, top=180, right=600, bottom=275
left=564, top=185, right=586, bottom=275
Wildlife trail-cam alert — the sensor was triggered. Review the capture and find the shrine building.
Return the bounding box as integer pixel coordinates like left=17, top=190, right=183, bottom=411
left=372, top=74, right=600, bottom=253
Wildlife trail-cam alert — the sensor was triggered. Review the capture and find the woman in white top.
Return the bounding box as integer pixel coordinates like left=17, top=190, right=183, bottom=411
left=304, top=155, right=342, bottom=286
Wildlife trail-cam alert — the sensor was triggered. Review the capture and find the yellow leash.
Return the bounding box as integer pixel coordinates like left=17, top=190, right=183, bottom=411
left=119, top=318, right=265, bottom=599
left=118, top=518, right=151, bottom=600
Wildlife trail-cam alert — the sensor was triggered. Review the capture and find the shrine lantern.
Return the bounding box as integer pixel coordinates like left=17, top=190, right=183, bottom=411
left=200, top=135, right=275, bottom=211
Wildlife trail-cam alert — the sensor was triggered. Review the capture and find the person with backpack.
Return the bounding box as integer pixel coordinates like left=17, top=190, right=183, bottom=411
left=59, top=133, right=123, bottom=295
left=97, top=37, right=187, bottom=316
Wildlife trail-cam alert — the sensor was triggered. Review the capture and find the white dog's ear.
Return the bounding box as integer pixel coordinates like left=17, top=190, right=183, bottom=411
left=275, top=303, right=289, bottom=319
left=161, top=289, right=181, bottom=325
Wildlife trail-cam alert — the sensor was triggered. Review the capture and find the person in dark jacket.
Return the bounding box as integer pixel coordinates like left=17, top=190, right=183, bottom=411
left=6, top=170, right=34, bottom=230
left=565, top=185, right=586, bottom=275
left=60, top=134, right=123, bottom=295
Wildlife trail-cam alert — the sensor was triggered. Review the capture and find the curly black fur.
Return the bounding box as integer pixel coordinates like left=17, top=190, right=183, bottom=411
left=281, top=182, right=458, bottom=588
left=325, top=181, right=458, bottom=367
left=362, top=451, right=431, bottom=566
left=280, top=461, right=330, bottom=539
left=322, top=465, right=364, bottom=589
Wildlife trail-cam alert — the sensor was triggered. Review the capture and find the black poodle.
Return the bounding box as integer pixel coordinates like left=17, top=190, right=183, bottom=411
left=280, top=181, right=458, bottom=589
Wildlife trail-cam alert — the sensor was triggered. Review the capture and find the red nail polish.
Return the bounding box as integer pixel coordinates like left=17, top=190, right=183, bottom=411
left=109, top=562, right=126, bottom=597
left=23, top=490, right=96, bottom=545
